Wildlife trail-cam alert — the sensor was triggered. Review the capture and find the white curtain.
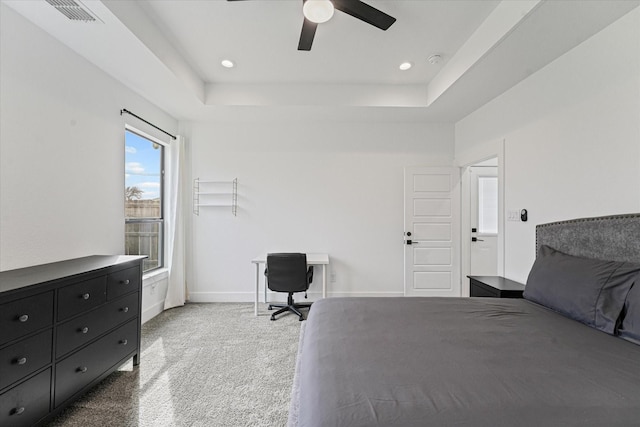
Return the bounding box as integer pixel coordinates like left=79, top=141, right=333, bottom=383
left=164, top=135, right=187, bottom=310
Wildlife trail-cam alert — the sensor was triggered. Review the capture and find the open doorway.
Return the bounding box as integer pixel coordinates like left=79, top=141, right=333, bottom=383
left=461, top=156, right=504, bottom=296
left=469, top=159, right=498, bottom=275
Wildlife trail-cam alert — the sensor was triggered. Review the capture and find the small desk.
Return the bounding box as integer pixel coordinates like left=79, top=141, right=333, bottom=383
left=251, top=253, right=330, bottom=316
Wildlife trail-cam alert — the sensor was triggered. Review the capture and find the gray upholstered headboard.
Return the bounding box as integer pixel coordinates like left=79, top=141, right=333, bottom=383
left=536, top=213, right=640, bottom=264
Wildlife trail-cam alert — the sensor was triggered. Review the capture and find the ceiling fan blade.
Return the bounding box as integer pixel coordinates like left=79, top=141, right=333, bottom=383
left=333, top=0, right=396, bottom=30
left=298, top=18, right=318, bottom=51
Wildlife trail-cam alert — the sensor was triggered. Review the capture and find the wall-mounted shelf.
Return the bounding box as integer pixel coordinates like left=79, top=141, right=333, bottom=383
left=193, top=178, right=237, bottom=216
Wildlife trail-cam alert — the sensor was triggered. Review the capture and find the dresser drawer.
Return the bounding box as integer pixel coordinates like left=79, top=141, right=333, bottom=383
left=0, top=292, right=54, bottom=346
left=55, top=319, right=138, bottom=407
left=0, top=368, right=51, bottom=427
left=56, top=292, right=139, bottom=358
left=57, top=277, right=107, bottom=321
left=107, top=266, right=140, bottom=300
left=0, top=330, right=52, bottom=390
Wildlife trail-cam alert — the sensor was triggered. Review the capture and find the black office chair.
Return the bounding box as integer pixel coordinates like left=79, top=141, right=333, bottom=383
left=265, top=253, right=313, bottom=321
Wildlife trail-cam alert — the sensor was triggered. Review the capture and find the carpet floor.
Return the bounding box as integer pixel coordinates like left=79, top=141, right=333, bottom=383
left=47, top=303, right=303, bottom=427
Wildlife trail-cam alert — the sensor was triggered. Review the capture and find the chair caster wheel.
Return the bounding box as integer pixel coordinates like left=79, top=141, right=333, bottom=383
left=270, top=315, right=276, bottom=321
left=268, top=305, right=273, bottom=310
left=299, top=317, right=304, bottom=321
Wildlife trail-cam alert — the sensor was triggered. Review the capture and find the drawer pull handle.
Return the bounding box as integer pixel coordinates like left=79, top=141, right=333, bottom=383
left=81, top=327, right=89, bottom=334
left=11, top=407, right=25, bottom=416
left=120, top=339, right=128, bottom=345
left=121, top=279, right=130, bottom=285
left=122, top=307, right=129, bottom=313
left=16, top=357, right=27, bottom=365
left=18, top=314, right=29, bottom=322
left=82, top=293, right=90, bottom=300
left=77, top=366, right=88, bottom=373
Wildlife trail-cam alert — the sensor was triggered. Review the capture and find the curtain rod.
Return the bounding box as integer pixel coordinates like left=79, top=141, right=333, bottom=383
left=120, top=108, right=177, bottom=140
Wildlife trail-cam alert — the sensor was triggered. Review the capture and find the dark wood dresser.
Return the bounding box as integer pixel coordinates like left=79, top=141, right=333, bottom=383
left=468, top=275, right=525, bottom=298
left=0, top=255, right=145, bottom=426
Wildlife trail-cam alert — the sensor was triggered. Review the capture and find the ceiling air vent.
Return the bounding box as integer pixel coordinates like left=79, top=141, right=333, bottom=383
left=45, top=0, right=102, bottom=23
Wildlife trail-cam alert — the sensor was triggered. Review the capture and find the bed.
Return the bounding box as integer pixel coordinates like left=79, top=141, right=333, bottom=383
left=291, top=214, right=640, bottom=427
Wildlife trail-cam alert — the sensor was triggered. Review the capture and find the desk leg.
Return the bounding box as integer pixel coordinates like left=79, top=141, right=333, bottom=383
left=322, top=265, right=327, bottom=298
left=255, top=263, right=259, bottom=316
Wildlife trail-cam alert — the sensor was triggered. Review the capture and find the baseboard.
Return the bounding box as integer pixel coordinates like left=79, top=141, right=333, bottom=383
left=187, top=291, right=405, bottom=303
left=142, top=299, right=165, bottom=324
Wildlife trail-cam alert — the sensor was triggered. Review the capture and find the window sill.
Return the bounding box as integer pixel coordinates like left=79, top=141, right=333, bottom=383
left=143, top=268, right=169, bottom=287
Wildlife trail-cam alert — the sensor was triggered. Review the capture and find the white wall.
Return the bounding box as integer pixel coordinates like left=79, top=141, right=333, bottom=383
left=0, top=4, right=178, bottom=321
left=455, top=9, right=640, bottom=283
left=7, top=1, right=636, bottom=307
left=186, top=121, right=454, bottom=301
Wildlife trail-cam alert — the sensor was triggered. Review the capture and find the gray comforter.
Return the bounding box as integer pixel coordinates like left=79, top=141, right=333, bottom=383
left=298, top=297, right=640, bottom=427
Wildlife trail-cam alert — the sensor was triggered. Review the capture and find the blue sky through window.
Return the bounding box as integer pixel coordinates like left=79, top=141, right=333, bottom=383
left=125, top=130, right=161, bottom=200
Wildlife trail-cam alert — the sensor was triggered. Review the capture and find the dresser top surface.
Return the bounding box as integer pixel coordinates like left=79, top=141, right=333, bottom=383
left=0, top=255, right=146, bottom=294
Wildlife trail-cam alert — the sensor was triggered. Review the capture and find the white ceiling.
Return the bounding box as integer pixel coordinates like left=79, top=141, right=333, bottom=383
left=4, top=0, right=639, bottom=122
left=137, top=0, right=499, bottom=85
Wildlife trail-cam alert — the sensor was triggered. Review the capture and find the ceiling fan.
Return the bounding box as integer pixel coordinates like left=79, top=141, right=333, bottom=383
left=228, top=0, right=396, bottom=51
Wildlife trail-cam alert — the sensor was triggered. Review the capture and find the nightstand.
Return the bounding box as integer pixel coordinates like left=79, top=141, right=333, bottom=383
left=468, top=276, right=525, bottom=298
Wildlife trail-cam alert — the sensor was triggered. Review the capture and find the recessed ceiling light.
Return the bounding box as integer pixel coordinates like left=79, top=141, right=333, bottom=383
left=221, top=59, right=235, bottom=68
left=399, top=62, right=412, bottom=71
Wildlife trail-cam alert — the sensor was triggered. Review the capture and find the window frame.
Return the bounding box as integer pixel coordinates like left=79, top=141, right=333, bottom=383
left=124, top=126, right=166, bottom=273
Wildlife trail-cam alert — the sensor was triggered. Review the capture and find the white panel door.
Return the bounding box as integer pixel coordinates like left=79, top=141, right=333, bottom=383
left=404, top=167, right=460, bottom=297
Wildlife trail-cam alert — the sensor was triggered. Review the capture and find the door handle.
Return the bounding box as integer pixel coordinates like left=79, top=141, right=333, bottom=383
left=406, top=240, right=413, bottom=245
left=471, top=237, right=484, bottom=242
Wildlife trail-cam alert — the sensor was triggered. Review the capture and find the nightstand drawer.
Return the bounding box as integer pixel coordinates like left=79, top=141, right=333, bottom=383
left=0, top=368, right=51, bottom=427
left=469, top=276, right=524, bottom=299
left=0, top=292, right=54, bottom=346
left=55, top=319, right=138, bottom=407
left=470, top=282, right=499, bottom=297
left=57, top=277, right=107, bottom=321
left=0, top=330, right=52, bottom=390
left=56, top=292, right=138, bottom=358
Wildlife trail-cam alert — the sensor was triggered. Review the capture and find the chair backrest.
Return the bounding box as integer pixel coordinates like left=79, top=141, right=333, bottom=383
left=266, top=253, right=309, bottom=293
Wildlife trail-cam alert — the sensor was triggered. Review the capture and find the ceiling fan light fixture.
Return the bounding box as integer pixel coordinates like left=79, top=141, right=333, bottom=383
left=303, top=0, right=335, bottom=24
left=221, top=59, right=235, bottom=68
left=399, top=62, right=413, bottom=71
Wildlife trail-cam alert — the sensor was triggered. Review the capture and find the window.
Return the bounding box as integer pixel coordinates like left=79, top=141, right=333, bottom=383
left=125, top=128, right=164, bottom=272
left=478, top=176, right=498, bottom=235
